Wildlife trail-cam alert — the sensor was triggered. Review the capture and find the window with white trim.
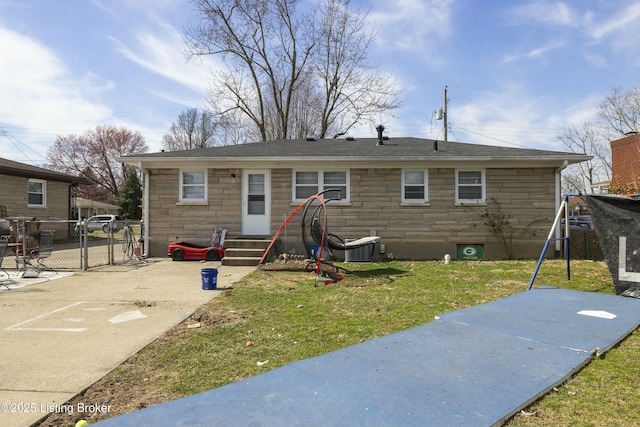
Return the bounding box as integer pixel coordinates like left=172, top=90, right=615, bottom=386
left=456, top=169, right=485, bottom=203
left=179, top=170, right=207, bottom=202
left=27, top=179, right=46, bottom=207
left=294, top=170, right=349, bottom=201
left=402, top=170, right=428, bottom=203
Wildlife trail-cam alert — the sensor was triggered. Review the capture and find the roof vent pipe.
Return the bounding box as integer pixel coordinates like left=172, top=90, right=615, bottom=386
left=433, top=140, right=438, bottom=152
left=376, top=125, right=385, bottom=146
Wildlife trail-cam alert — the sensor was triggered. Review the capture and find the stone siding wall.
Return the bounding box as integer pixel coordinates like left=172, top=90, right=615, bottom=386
left=146, top=168, right=242, bottom=255
left=145, top=166, right=556, bottom=260
left=0, top=174, right=71, bottom=219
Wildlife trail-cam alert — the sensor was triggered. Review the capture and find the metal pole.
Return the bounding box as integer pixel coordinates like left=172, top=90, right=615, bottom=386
left=527, top=196, right=567, bottom=290
left=83, top=221, right=89, bottom=270
left=78, top=223, right=83, bottom=270
left=564, top=194, right=570, bottom=280
left=109, top=225, right=114, bottom=265
left=443, top=86, right=448, bottom=142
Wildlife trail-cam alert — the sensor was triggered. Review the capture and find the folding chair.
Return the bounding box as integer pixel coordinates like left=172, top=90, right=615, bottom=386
left=33, top=230, right=55, bottom=273
left=15, top=230, right=56, bottom=277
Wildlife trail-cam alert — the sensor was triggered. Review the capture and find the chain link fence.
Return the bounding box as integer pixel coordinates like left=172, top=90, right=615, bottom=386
left=564, top=229, right=604, bottom=261
left=1, top=218, right=144, bottom=272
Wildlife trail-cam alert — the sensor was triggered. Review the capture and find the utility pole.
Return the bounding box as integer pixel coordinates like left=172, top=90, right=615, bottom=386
left=443, top=85, right=448, bottom=142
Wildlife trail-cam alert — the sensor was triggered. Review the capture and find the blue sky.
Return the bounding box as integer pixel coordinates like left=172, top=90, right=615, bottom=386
left=1, top=0, right=639, bottom=166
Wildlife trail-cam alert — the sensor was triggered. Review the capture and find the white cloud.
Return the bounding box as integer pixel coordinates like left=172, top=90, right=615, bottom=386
left=109, top=21, right=222, bottom=100
left=367, top=0, right=453, bottom=60
left=587, top=2, right=640, bottom=66
left=0, top=26, right=114, bottom=161
left=0, top=0, right=222, bottom=161
left=444, top=89, right=602, bottom=151
left=503, top=40, right=566, bottom=63
left=588, top=2, right=640, bottom=41
left=508, top=1, right=583, bottom=28
left=583, top=53, right=608, bottom=69
left=507, top=1, right=640, bottom=66
left=508, top=0, right=640, bottom=42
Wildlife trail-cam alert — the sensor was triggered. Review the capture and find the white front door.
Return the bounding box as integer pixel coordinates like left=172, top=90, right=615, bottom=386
left=242, top=170, right=271, bottom=236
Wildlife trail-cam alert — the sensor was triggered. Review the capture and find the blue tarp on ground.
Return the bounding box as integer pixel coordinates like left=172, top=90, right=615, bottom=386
left=95, top=287, right=640, bottom=427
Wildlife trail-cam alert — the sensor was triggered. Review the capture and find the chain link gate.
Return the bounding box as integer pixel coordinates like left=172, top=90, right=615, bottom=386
left=2, top=219, right=144, bottom=271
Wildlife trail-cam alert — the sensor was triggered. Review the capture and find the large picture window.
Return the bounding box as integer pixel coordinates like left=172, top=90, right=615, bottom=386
left=456, top=169, right=485, bottom=204
left=27, top=179, right=46, bottom=207
left=402, top=170, right=428, bottom=203
left=294, top=170, right=348, bottom=201
left=179, top=170, right=207, bottom=202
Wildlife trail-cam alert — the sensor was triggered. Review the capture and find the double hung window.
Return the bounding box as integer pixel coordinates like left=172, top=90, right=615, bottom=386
left=456, top=170, right=485, bottom=204
left=294, top=170, right=348, bottom=201
left=402, top=170, right=428, bottom=203
left=28, top=179, right=46, bottom=207
left=180, top=170, right=207, bottom=202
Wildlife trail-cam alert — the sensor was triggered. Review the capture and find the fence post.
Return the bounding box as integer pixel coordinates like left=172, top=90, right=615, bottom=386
left=109, top=227, right=114, bottom=265
left=76, top=222, right=82, bottom=270
left=83, top=222, right=89, bottom=270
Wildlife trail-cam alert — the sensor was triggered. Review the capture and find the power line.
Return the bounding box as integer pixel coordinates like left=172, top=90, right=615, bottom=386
left=0, top=128, right=47, bottom=163
left=449, top=123, right=531, bottom=149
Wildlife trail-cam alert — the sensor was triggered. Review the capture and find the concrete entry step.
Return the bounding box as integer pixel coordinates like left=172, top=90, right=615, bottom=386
left=222, top=238, right=271, bottom=266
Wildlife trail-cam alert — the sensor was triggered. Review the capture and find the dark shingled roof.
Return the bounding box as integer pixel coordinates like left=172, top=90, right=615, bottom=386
left=120, top=137, right=589, bottom=163
left=0, top=157, right=90, bottom=184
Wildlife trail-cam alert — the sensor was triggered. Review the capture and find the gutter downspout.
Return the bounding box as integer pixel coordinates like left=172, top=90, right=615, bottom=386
left=554, top=160, right=569, bottom=256
left=142, top=164, right=150, bottom=257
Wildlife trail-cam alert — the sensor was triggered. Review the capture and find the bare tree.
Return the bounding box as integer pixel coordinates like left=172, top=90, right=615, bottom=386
left=185, top=0, right=315, bottom=141
left=314, top=0, right=402, bottom=138
left=216, top=108, right=256, bottom=145
left=287, top=72, right=324, bottom=138
left=558, top=86, right=640, bottom=193
left=598, top=87, right=640, bottom=136
left=558, top=122, right=611, bottom=194
left=47, top=125, right=147, bottom=202
left=162, top=108, right=219, bottom=151
left=184, top=0, right=401, bottom=141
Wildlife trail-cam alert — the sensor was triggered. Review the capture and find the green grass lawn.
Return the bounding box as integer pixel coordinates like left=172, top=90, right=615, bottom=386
left=160, top=259, right=639, bottom=426
left=48, top=259, right=640, bottom=427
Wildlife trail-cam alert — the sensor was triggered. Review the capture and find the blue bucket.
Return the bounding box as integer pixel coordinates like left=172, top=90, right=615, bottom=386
left=201, top=268, right=218, bottom=290
left=308, top=245, right=331, bottom=260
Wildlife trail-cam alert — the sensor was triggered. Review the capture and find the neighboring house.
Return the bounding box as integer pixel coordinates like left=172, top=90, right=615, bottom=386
left=590, top=179, right=611, bottom=194
left=119, top=135, right=590, bottom=260
left=610, top=132, right=640, bottom=193
left=567, top=195, right=590, bottom=217
left=74, top=197, right=120, bottom=219
left=0, top=157, right=90, bottom=220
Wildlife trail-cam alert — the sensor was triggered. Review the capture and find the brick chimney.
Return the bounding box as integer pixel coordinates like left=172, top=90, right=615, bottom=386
left=611, top=132, right=640, bottom=190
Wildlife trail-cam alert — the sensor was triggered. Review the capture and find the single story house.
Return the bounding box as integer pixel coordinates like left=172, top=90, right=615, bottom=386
left=119, top=135, right=590, bottom=261
left=74, top=197, right=121, bottom=219
left=0, top=157, right=90, bottom=220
